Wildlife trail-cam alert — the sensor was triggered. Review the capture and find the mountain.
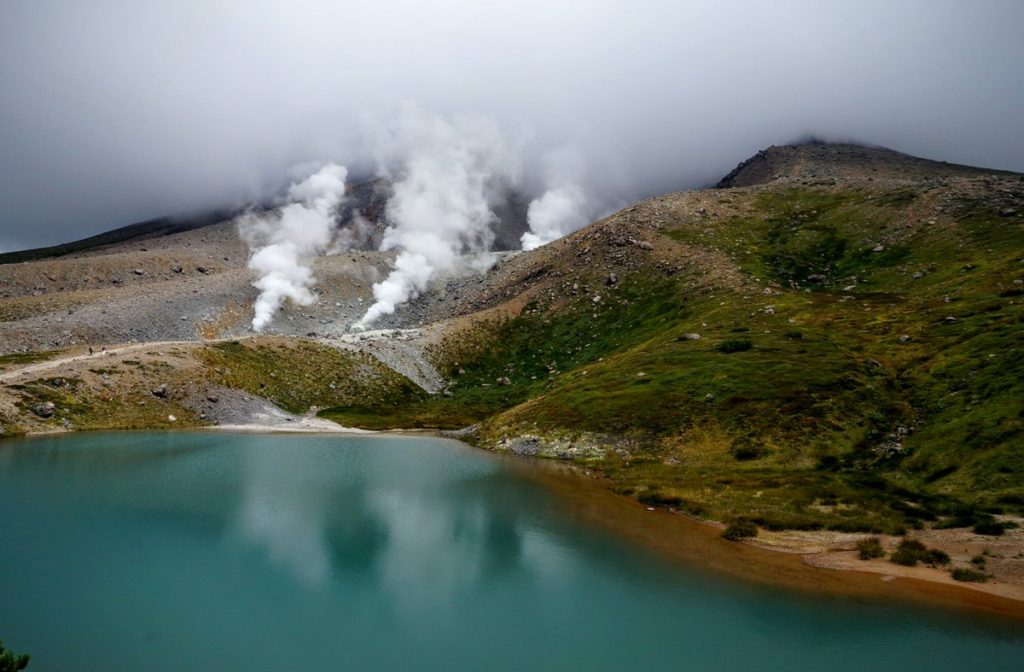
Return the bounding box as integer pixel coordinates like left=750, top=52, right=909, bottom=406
left=0, top=209, right=239, bottom=265
left=1, top=142, right=1022, bottom=544
left=0, top=176, right=530, bottom=267
left=715, top=140, right=1020, bottom=188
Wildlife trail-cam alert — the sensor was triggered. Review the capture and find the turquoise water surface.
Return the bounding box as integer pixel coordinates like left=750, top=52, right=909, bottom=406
left=0, top=432, right=1021, bottom=671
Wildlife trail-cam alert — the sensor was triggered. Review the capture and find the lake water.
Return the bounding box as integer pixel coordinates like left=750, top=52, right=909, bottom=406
left=0, top=432, right=1022, bottom=671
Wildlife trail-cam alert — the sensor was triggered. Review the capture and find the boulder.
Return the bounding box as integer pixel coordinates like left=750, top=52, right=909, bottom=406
left=31, top=401, right=56, bottom=418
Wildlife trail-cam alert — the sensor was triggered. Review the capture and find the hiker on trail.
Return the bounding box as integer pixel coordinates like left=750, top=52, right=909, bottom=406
left=88, top=346, right=93, bottom=356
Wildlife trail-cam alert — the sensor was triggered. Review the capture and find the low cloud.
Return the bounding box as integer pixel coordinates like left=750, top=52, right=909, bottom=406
left=1, top=1, right=1022, bottom=252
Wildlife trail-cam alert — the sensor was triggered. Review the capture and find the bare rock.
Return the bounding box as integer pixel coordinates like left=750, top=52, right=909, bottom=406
left=31, top=401, right=56, bottom=418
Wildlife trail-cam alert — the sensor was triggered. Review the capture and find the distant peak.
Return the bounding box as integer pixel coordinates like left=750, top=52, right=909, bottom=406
left=715, top=141, right=1016, bottom=189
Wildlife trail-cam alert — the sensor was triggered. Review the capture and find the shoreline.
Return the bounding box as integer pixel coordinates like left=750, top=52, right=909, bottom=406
left=6, top=423, right=1024, bottom=620
left=492, top=451, right=1024, bottom=621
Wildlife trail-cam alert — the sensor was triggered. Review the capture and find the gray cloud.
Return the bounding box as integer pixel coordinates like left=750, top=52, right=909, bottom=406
left=1, top=0, right=1022, bottom=251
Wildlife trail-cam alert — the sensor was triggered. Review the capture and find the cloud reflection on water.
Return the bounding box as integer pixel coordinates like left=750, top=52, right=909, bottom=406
left=227, top=439, right=566, bottom=610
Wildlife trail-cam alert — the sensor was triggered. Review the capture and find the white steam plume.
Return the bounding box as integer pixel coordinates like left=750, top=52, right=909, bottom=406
left=521, top=185, right=588, bottom=251
left=521, top=147, right=593, bottom=251
left=241, top=163, right=347, bottom=331
left=355, top=110, right=520, bottom=328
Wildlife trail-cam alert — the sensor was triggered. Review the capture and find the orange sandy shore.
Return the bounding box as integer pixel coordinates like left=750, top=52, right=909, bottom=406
left=507, top=455, right=1024, bottom=622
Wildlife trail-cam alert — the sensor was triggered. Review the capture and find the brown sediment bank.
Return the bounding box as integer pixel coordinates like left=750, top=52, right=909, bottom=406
left=500, top=454, right=1024, bottom=622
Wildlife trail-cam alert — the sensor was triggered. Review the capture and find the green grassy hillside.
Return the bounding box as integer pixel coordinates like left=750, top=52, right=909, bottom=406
left=324, top=180, right=1024, bottom=533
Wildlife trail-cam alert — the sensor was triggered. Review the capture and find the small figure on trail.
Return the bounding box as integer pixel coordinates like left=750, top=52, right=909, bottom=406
left=88, top=346, right=93, bottom=356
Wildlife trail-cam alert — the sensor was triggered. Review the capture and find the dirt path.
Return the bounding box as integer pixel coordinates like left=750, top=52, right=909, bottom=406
left=0, top=340, right=204, bottom=384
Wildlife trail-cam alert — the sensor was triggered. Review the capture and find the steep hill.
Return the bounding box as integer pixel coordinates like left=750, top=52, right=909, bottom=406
left=323, top=144, right=1024, bottom=537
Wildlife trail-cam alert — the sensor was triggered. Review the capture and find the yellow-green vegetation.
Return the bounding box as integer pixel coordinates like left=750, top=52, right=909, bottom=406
left=10, top=375, right=195, bottom=431
left=890, top=538, right=950, bottom=567
left=722, top=519, right=758, bottom=541
left=951, top=567, right=989, bottom=583
left=199, top=339, right=422, bottom=415
left=0, top=639, right=30, bottom=672
left=0, top=349, right=62, bottom=370
left=856, top=537, right=886, bottom=560
left=324, top=184, right=1024, bottom=534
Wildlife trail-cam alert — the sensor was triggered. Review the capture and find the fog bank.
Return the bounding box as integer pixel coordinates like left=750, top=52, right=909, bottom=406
left=1, top=0, right=1022, bottom=251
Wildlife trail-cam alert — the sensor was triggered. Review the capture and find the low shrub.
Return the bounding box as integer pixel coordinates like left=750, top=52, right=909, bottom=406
left=722, top=520, right=758, bottom=541
left=889, top=538, right=950, bottom=566
left=951, top=568, right=988, bottom=583
left=637, top=490, right=685, bottom=508
left=715, top=339, right=753, bottom=354
left=972, top=520, right=1006, bottom=536
left=729, top=435, right=767, bottom=461
left=0, top=640, right=30, bottom=671
left=856, top=537, right=885, bottom=560
left=891, top=539, right=927, bottom=566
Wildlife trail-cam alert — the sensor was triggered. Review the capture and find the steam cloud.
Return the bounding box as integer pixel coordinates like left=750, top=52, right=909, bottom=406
left=521, top=185, right=589, bottom=251
left=521, top=148, right=593, bottom=250
left=240, top=163, right=347, bottom=331
left=239, top=113, right=605, bottom=331
left=355, top=111, right=520, bottom=328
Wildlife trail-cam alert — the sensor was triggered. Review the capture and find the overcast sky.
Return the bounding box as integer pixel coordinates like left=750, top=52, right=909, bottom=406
left=1, top=0, right=1022, bottom=252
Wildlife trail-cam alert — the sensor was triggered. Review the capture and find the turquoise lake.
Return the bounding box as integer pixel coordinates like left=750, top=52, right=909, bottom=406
left=0, top=432, right=1022, bottom=671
